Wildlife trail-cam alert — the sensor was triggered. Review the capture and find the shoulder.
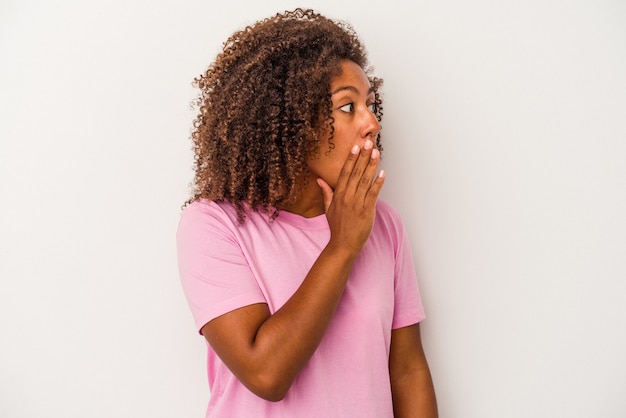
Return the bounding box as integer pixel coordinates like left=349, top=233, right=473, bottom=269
left=180, top=199, right=230, bottom=224
left=177, top=199, right=276, bottom=242
left=374, top=199, right=405, bottom=231
left=177, top=199, right=239, bottom=241
left=375, top=198, right=402, bottom=219
left=181, top=199, right=231, bottom=220
left=371, top=199, right=409, bottom=251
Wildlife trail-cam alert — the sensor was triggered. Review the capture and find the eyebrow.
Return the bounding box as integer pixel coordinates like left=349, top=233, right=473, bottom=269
left=331, top=85, right=375, bottom=96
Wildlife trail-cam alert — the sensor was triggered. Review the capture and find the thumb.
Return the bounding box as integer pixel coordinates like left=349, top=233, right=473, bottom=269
left=316, top=178, right=334, bottom=212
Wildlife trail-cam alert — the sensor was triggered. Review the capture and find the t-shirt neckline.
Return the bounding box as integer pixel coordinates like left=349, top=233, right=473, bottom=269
left=274, top=208, right=329, bottom=230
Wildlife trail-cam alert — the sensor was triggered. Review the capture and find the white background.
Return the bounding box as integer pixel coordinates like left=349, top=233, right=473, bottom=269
left=1, top=1, right=625, bottom=417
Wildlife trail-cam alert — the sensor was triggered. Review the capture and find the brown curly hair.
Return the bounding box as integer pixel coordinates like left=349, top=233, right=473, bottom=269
left=187, top=8, right=383, bottom=222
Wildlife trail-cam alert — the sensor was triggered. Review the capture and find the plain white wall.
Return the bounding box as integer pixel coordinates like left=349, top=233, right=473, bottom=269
left=1, top=0, right=625, bottom=417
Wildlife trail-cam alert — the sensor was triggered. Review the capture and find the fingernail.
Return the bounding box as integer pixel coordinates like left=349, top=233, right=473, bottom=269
left=351, top=145, right=359, bottom=154
left=371, top=149, right=379, bottom=159
left=378, top=170, right=385, bottom=178
left=364, top=140, right=373, bottom=150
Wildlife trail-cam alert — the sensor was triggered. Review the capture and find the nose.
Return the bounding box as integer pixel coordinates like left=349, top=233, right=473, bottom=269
left=361, top=107, right=381, bottom=139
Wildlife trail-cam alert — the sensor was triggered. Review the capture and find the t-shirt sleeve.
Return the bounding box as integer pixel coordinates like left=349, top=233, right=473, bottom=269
left=389, top=207, right=426, bottom=329
left=176, top=201, right=267, bottom=334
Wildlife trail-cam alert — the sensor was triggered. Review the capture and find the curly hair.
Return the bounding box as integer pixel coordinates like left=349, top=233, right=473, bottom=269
left=187, top=8, right=383, bottom=222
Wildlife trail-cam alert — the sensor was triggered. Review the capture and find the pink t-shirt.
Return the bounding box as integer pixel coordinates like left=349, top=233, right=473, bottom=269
left=177, top=199, right=425, bottom=418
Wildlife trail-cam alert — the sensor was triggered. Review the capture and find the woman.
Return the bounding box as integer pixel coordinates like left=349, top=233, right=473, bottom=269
left=177, top=9, right=437, bottom=417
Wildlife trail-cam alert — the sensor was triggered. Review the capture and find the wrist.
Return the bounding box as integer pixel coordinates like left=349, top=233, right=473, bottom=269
left=324, top=239, right=361, bottom=262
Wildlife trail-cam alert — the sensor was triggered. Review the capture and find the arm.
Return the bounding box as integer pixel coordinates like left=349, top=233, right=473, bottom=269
left=201, top=142, right=384, bottom=401
left=389, top=323, right=438, bottom=418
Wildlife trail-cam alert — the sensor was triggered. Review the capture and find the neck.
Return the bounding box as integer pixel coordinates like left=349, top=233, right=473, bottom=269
left=277, top=178, right=326, bottom=218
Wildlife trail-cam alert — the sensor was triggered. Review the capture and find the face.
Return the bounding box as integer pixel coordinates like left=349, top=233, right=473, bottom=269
left=307, top=60, right=381, bottom=189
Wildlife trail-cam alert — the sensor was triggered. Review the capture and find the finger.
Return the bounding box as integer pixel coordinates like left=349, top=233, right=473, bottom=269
left=334, top=144, right=360, bottom=193
left=316, top=178, right=334, bottom=212
left=346, top=140, right=375, bottom=192
left=363, top=169, right=386, bottom=207
left=355, top=147, right=381, bottom=197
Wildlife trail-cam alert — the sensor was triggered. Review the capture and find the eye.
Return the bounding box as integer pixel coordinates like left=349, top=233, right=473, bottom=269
left=339, top=103, right=354, bottom=113
left=368, top=102, right=377, bottom=113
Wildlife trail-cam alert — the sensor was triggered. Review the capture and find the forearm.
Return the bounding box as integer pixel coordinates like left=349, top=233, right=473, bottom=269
left=212, top=240, right=358, bottom=400
left=256, top=242, right=356, bottom=377
left=391, top=366, right=438, bottom=418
